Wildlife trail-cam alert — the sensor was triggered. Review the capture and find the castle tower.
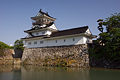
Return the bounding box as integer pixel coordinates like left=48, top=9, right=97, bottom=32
left=22, top=9, right=96, bottom=48
left=24, top=9, right=58, bottom=38
left=31, top=9, right=56, bottom=28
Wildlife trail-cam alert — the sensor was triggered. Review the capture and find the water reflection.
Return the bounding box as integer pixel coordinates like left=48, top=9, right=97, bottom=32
left=22, top=65, right=89, bottom=80
left=0, top=65, right=120, bottom=80
left=0, top=65, right=89, bottom=80
left=90, top=68, right=120, bottom=80
left=0, top=65, right=21, bottom=80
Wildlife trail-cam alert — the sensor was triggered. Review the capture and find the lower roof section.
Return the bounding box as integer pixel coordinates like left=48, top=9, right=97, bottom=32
left=22, top=26, right=96, bottom=40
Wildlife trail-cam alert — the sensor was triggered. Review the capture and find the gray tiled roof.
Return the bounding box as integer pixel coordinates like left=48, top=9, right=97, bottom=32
left=22, top=26, right=89, bottom=39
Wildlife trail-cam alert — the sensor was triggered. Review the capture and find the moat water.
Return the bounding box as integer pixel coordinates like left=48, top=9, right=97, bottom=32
left=0, top=65, right=120, bottom=80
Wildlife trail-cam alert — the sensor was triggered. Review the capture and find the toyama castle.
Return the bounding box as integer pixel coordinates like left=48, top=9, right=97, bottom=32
left=22, top=9, right=96, bottom=48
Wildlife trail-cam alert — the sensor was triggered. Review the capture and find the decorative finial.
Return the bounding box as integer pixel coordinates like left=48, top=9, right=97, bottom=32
left=39, top=9, right=42, bottom=12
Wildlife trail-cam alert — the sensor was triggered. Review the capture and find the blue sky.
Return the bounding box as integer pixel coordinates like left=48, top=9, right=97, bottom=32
left=0, top=0, right=120, bottom=45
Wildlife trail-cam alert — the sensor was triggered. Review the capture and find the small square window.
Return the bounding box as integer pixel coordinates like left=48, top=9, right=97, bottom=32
left=73, top=38, right=75, bottom=41
left=28, top=42, right=31, bottom=45
left=34, top=41, right=37, bottom=44
left=36, top=33, right=39, bottom=35
left=56, top=40, right=57, bottom=43
left=42, top=31, right=45, bottom=34
left=64, top=39, right=66, bottom=42
left=40, top=41, right=43, bottom=44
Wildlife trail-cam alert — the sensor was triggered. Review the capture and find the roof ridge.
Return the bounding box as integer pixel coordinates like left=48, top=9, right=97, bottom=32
left=57, top=26, right=88, bottom=32
left=38, top=9, right=55, bottom=18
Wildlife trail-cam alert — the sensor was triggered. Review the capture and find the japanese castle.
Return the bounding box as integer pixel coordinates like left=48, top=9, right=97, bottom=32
left=22, top=9, right=95, bottom=48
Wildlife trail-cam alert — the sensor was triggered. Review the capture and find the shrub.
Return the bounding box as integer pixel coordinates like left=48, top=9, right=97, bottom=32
left=0, top=41, right=12, bottom=56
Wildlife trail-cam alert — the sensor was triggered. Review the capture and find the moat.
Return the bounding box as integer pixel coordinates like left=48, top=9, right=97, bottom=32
left=0, top=65, right=120, bottom=80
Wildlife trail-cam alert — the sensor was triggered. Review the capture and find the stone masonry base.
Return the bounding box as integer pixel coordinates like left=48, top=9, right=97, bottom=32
left=22, top=45, right=89, bottom=68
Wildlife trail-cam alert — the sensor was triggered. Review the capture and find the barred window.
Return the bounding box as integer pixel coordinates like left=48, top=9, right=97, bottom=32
left=28, top=42, right=31, bottom=45
left=34, top=41, right=37, bottom=44
left=56, top=40, right=57, bottom=43
left=40, top=41, right=44, bottom=44
left=64, top=39, right=66, bottom=42
left=36, top=32, right=39, bottom=35
left=42, top=31, right=45, bottom=34
left=73, top=38, right=75, bottom=41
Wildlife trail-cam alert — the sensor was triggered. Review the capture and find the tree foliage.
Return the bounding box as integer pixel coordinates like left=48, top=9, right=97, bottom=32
left=97, top=13, right=120, bottom=46
left=0, top=41, right=12, bottom=49
left=90, top=13, right=120, bottom=61
left=104, top=13, right=120, bottom=32
left=97, top=19, right=104, bottom=33
left=14, top=40, right=24, bottom=50
left=97, top=13, right=120, bottom=32
left=0, top=41, right=13, bottom=56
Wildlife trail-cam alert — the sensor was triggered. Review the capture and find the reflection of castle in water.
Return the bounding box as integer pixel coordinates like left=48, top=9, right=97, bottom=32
left=0, top=65, right=120, bottom=80
left=0, top=65, right=90, bottom=80
left=21, top=65, right=90, bottom=80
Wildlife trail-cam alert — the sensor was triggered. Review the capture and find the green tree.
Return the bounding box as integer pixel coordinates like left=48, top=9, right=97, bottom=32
left=104, top=13, right=120, bottom=32
left=97, top=19, right=104, bottom=33
left=0, top=41, right=13, bottom=56
left=97, top=13, right=120, bottom=33
left=0, top=41, right=11, bottom=49
left=14, top=40, right=24, bottom=50
left=90, top=13, right=120, bottom=63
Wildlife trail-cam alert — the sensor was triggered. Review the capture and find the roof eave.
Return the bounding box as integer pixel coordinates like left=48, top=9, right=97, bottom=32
left=31, top=15, right=56, bottom=21
left=24, top=28, right=48, bottom=33
left=22, top=33, right=96, bottom=40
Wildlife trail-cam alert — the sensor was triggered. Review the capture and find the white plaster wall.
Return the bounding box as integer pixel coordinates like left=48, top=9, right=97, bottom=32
left=29, top=24, right=57, bottom=37
left=45, top=31, right=52, bottom=35
left=31, top=30, right=52, bottom=36
left=85, top=29, right=91, bottom=34
left=83, top=37, right=87, bottom=44
left=24, top=36, right=88, bottom=48
left=48, top=24, right=57, bottom=30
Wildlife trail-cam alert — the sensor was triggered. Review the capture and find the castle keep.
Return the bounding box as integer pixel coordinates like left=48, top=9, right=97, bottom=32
left=22, top=9, right=95, bottom=48
left=22, top=9, right=96, bottom=67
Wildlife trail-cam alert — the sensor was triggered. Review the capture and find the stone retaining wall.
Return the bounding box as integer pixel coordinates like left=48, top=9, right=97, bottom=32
left=22, top=44, right=89, bottom=68
left=0, top=49, right=21, bottom=65
left=0, top=49, right=14, bottom=65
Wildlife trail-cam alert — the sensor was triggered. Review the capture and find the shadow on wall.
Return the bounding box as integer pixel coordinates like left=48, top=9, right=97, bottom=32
left=12, top=49, right=23, bottom=58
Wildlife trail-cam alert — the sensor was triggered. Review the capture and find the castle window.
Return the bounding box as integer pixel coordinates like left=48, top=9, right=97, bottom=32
left=42, top=31, right=45, bottom=34
left=73, top=38, right=75, bottom=41
left=64, top=39, right=66, bottom=42
left=40, top=41, right=43, bottom=44
left=28, top=42, right=31, bottom=45
left=34, top=41, right=37, bottom=44
left=56, top=40, right=57, bottom=43
left=36, top=32, right=39, bottom=35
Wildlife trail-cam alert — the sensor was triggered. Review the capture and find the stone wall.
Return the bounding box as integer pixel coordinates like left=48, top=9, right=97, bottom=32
left=22, top=44, right=89, bottom=68
left=0, top=49, right=14, bottom=65
left=0, top=49, right=21, bottom=65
